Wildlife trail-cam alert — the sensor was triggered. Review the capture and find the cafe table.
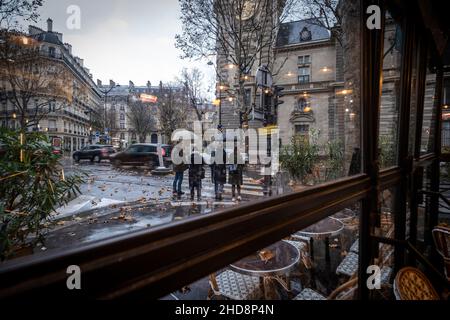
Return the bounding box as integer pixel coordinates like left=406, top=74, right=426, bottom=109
left=294, top=217, right=344, bottom=263
left=229, top=241, right=300, bottom=299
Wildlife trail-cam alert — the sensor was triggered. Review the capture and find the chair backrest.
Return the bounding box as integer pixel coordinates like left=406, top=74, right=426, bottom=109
left=432, top=225, right=450, bottom=279
left=432, top=225, right=450, bottom=258
left=393, top=267, right=440, bottom=300
left=328, top=276, right=358, bottom=300
left=208, top=273, right=219, bottom=292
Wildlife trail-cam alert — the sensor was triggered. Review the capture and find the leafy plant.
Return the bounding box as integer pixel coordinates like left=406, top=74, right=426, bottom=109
left=379, top=133, right=397, bottom=169
left=0, top=129, right=85, bottom=260
left=325, top=139, right=345, bottom=181
left=280, top=130, right=320, bottom=184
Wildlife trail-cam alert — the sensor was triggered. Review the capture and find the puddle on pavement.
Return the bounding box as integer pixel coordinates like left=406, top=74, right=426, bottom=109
left=80, top=202, right=227, bottom=243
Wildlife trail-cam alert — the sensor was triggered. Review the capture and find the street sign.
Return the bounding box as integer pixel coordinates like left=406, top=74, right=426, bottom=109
left=256, top=65, right=273, bottom=88
left=95, top=131, right=99, bottom=137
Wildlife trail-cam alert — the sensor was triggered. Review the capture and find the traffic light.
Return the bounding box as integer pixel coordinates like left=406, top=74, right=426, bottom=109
left=273, top=86, right=285, bottom=107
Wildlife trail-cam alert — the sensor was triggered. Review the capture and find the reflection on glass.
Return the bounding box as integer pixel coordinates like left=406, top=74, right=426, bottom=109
left=163, top=203, right=396, bottom=300
left=379, top=13, right=402, bottom=169
left=420, top=50, right=438, bottom=154
left=379, top=187, right=397, bottom=239
left=441, top=79, right=450, bottom=152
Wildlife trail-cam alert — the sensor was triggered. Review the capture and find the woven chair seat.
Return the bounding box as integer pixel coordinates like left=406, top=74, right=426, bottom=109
left=213, top=270, right=262, bottom=300
left=336, top=252, right=359, bottom=277
left=393, top=267, right=439, bottom=300
left=336, top=251, right=393, bottom=283
left=293, top=288, right=326, bottom=300
left=283, top=240, right=307, bottom=253
left=350, top=239, right=359, bottom=253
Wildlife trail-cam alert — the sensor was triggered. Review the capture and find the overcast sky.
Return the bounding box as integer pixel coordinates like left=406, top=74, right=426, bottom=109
left=33, top=0, right=214, bottom=92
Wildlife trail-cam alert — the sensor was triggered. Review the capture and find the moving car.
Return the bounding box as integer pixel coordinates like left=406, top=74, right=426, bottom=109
left=109, top=143, right=172, bottom=168
left=72, top=145, right=116, bottom=163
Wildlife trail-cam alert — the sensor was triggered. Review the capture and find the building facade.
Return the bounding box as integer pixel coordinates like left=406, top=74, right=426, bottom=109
left=273, top=19, right=343, bottom=146
left=0, top=18, right=102, bottom=153
left=98, top=81, right=161, bottom=148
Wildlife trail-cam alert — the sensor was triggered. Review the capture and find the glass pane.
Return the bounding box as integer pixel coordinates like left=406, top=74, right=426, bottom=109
left=420, top=50, right=439, bottom=154
left=379, top=12, right=402, bottom=169
left=441, top=78, right=450, bottom=152
left=408, top=41, right=419, bottom=156
left=439, top=161, right=450, bottom=226
left=377, top=187, right=397, bottom=239
left=163, top=204, right=363, bottom=300
left=0, top=0, right=363, bottom=270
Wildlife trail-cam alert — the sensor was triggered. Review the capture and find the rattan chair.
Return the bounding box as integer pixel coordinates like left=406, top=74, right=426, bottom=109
left=393, top=267, right=440, bottom=300
left=432, top=225, right=450, bottom=281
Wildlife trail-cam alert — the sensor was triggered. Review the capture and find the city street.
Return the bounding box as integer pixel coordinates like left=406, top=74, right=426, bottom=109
left=38, top=157, right=268, bottom=253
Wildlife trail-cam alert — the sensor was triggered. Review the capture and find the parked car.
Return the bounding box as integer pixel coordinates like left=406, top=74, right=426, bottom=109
left=72, top=145, right=116, bottom=163
left=110, top=143, right=172, bottom=168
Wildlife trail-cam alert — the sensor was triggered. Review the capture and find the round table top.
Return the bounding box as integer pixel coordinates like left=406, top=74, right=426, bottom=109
left=295, top=217, right=344, bottom=240
left=331, top=208, right=357, bottom=223
left=229, top=241, right=300, bottom=277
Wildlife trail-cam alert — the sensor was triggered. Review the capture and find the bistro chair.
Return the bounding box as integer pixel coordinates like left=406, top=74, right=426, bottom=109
left=293, top=277, right=358, bottom=300
left=208, top=270, right=263, bottom=300
left=432, top=225, right=450, bottom=281
left=349, top=239, right=359, bottom=253
left=393, top=267, right=440, bottom=300
left=337, top=224, right=394, bottom=278
left=286, top=236, right=312, bottom=269
left=336, top=242, right=393, bottom=283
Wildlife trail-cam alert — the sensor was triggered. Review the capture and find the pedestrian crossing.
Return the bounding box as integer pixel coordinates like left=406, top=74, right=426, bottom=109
left=178, top=170, right=265, bottom=197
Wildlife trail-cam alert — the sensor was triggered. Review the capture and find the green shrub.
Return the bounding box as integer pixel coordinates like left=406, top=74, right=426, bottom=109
left=280, top=131, right=320, bottom=184
left=325, top=139, right=345, bottom=181
left=0, top=129, right=85, bottom=260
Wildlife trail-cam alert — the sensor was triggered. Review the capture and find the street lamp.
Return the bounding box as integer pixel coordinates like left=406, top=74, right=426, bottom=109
left=99, top=82, right=120, bottom=143
left=218, top=84, right=223, bottom=126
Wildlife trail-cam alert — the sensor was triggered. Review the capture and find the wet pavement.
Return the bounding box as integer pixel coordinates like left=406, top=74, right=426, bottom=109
left=55, top=158, right=267, bottom=218
left=41, top=196, right=255, bottom=254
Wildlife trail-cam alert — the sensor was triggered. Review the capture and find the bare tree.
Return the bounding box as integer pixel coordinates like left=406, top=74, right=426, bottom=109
left=176, top=0, right=297, bottom=117
left=0, top=0, right=43, bottom=31
left=127, top=96, right=157, bottom=143
left=178, top=67, right=206, bottom=122
left=0, top=33, right=71, bottom=130
left=295, top=0, right=343, bottom=46
left=157, top=83, right=188, bottom=142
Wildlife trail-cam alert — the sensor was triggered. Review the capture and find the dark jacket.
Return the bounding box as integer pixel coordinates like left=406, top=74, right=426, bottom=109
left=212, top=163, right=227, bottom=184
left=173, top=162, right=188, bottom=173
left=189, top=153, right=204, bottom=186
left=228, top=163, right=243, bottom=185
left=228, top=152, right=244, bottom=185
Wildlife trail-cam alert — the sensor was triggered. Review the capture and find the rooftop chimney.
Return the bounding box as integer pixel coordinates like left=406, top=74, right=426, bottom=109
left=47, top=18, right=53, bottom=32
left=64, top=43, right=72, bottom=55
left=97, top=79, right=102, bottom=86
